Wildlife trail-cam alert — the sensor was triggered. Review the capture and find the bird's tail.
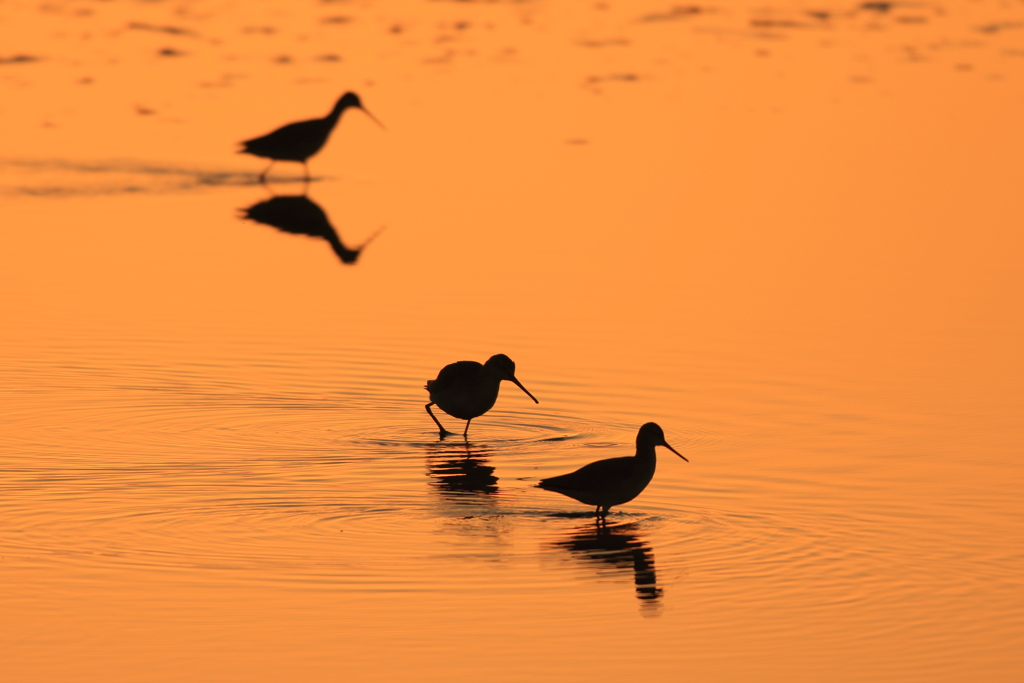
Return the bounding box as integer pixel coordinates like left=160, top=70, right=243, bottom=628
left=424, top=380, right=433, bottom=391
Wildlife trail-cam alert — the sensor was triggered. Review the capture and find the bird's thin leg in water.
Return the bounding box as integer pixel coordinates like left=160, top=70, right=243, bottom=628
left=462, top=419, right=472, bottom=439
left=425, top=403, right=454, bottom=439
left=259, top=161, right=274, bottom=184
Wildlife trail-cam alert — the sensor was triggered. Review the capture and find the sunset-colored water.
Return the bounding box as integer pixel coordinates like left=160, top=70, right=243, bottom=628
left=2, top=1, right=1022, bottom=681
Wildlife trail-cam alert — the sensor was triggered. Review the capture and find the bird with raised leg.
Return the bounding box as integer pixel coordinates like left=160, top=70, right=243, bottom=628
left=239, top=91, right=384, bottom=183
left=537, top=423, right=688, bottom=522
left=424, top=354, right=539, bottom=440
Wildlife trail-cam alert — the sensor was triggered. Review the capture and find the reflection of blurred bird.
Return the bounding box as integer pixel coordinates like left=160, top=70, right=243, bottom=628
left=538, top=423, right=687, bottom=518
left=239, top=92, right=383, bottom=182
left=424, top=354, right=539, bottom=439
left=554, top=522, right=663, bottom=605
left=240, top=195, right=382, bottom=265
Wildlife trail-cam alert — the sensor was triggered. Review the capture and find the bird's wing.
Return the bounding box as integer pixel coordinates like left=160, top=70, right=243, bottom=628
left=242, top=119, right=317, bottom=147
left=434, top=361, right=481, bottom=384
left=539, top=457, right=635, bottom=491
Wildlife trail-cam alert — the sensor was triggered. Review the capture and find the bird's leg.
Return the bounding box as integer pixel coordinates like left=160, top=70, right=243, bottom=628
left=425, top=403, right=454, bottom=439
left=462, top=418, right=472, bottom=439
left=259, top=161, right=274, bottom=184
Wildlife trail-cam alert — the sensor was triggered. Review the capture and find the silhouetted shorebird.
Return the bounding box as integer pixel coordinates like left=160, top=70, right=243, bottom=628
left=240, top=194, right=383, bottom=265
left=425, top=354, right=539, bottom=439
left=239, top=92, right=383, bottom=182
left=537, top=423, right=688, bottom=519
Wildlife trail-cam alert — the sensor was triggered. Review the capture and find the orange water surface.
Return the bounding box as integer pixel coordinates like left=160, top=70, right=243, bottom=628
left=1, top=1, right=1023, bottom=681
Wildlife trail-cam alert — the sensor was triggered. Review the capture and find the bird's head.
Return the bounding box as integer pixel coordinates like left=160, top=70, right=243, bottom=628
left=335, top=92, right=385, bottom=129
left=337, top=92, right=363, bottom=110
left=485, top=354, right=516, bottom=377
left=485, top=354, right=539, bottom=404
left=637, top=422, right=688, bottom=461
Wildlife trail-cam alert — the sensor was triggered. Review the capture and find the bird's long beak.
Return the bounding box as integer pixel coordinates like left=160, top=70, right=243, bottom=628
left=509, top=376, right=539, bottom=404
left=663, top=442, right=689, bottom=462
left=359, top=106, right=386, bottom=130
left=355, top=226, right=386, bottom=250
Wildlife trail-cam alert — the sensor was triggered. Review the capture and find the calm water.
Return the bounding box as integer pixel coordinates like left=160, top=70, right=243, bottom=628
left=2, top=1, right=1023, bottom=681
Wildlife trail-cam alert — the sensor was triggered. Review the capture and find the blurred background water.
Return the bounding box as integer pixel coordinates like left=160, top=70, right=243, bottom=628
left=1, top=1, right=1022, bottom=681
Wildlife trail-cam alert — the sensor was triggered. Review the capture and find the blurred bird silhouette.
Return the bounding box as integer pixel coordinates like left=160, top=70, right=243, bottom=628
left=239, top=91, right=383, bottom=182
left=425, top=354, right=539, bottom=439
left=240, top=194, right=383, bottom=265
left=538, top=423, right=687, bottom=519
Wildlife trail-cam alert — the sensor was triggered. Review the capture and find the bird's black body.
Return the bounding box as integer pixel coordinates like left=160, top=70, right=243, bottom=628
left=427, top=361, right=502, bottom=420
left=240, top=92, right=381, bottom=181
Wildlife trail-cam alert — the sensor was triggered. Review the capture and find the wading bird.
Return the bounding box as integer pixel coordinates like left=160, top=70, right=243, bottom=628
left=537, top=423, right=687, bottom=519
left=425, top=354, right=539, bottom=439
left=240, top=92, right=383, bottom=182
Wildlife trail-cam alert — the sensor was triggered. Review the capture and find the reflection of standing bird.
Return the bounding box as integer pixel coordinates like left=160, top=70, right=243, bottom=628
left=553, top=522, right=663, bottom=607
left=538, top=423, right=687, bottom=518
left=239, top=92, right=383, bottom=182
left=424, top=354, right=539, bottom=439
left=240, top=194, right=382, bottom=265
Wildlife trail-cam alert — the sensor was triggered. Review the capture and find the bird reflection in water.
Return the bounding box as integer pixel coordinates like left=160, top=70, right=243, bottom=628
left=425, top=442, right=499, bottom=496
left=240, top=193, right=383, bottom=265
left=553, top=522, right=663, bottom=611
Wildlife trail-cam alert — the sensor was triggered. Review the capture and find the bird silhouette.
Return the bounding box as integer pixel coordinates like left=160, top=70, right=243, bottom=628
left=538, top=423, right=687, bottom=519
left=424, top=354, right=539, bottom=439
left=239, top=92, right=383, bottom=182
left=240, top=194, right=382, bottom=265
